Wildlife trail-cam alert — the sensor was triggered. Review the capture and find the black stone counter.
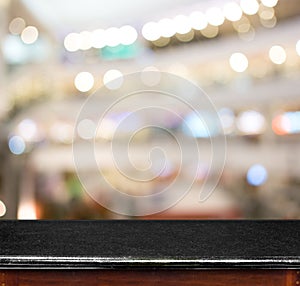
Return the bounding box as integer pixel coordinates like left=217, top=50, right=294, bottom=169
left=0, top=220, right=299, bottom=269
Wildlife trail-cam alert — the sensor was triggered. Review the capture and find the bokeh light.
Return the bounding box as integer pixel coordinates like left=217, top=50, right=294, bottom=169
left=64, top=33, right=81, bottom=52
left=176, top=30, right=194, bottom=42
left=272, top=112, right=300, bottom=135
left=240, top=0, right=259, bottom=15
left=247, top=164, right=268, bottom=186
left=259, top=5, right=275, bottom=20
left=158, top=18, right=176, bottom=38
left=9, top=17, right=26, bottom=35
left=229, top=52, right=249, bottom=72
left=79, top=31, right=93, bottom=50
left=119, top=25, right=138, bottom=45
left=152, top=37, right=170, bottom=47
left=77, top=119, right=97, bottom=140
left=206, top=7, right=225, bottom=26
left=17, top=202, right=37, bottom=219
left=261, top=0, right=278, bottom=7
left=237, top=110, right=266, bottom=135
left=183, top=111, right=219, bottom=138
left=3, top=35, right=28, bottom=64
left=296, top=40, right=300, bottom=56
left=201, top=25, right=219, bottom=38
left=0, top=200, right=6, bottom=217
left=173, top=15, right=192, bottom=34
left=189, top=11, right=208, bottom=30
left=260, top=15, right=277, bottom=28
left=272, top=114, right=290, bottom=135
left=269, top=45, right=286, bottom=64
left=8, top=135, right=26, bottom=155
left=103, top=69, right=123, bottom=90
left=142, top=22, right=160, bottom=41
left=91, top=29, right=105, bottom=49
left=21, top=26, right=39, bottom=44
left=223, top=2, right=243, bottom=22
left=104, top=27, right=121, bottom=47
left=74, top=72, right=94, bottom=92
left=17, top=119, right=37, bottom=142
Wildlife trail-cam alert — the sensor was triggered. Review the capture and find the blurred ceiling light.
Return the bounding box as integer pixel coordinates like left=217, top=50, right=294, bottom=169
left=77, top=119, right=97, bottom=140
left=259, top=5, right=275, bottom=20
left=91, top=29, right=105, bottom=48
left=260, top=16, right=277, bottom=28
left=240, top=0, right=259, bottom=15
left=104, top=27, right=121, bottom=47
left=235, top=22, right=251, bottom=33
left=229, top=52, right=248, bottom=72
left=142, top=22, right=160, bottom=41
left=74, top=72, right=94, bottom=92
left=223, top=2, right=243, bottom=22
left=8, top=135, right=26, bottom=155
left=0, top=200, right=6, bottom=217
left=269, top=45, right=286, bottom=64
left=103, top=69, right=123, bottom=90
left=158, top=18, right=176, bottom=38
left=64, top=32, right=81, bottom=52
left=247, top=164, right=268, bottom=186
left=206, top=7, right=225, bottom=26
left=152, top=37, right=170, bottom=47
left=261, top=0, right=278, bottom=7
left=296, top=40, right=300, bottom=56
left=232, top=16, right=250, bottom=31
left=119, top=25, right=138, bottom=45
left=218, top=108, right=235, bottom=134
left=176, top=30, right=194, bottom=42
left=79, top=31, right=92, bottom=50
left=17, top=119, right=37, bottom=142
left=9, top=17, right=26, bottom=35
left=189, top=11, right=208, bottom=30
left=201, top=25, right=219, bottom=38
left=173, top=15, right=192, bottom=34
left=237, top=110, right=266, bottom=135
left=21, top=26, right=38, bottom=44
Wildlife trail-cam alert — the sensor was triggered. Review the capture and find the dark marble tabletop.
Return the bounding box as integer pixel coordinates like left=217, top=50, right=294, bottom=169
left=0, top=220, right=299, bottom=269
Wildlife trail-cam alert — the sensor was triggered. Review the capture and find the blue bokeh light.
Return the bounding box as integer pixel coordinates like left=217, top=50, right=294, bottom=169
left=8, top=135, right=26, bottom=155
left=182, top=111, right=219, bottom=138
left=247, top=164, right=268, bottom=186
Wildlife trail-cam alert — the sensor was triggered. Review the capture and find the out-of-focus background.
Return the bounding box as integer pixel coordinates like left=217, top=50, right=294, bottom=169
left=0, top=0, right=300, bottom=219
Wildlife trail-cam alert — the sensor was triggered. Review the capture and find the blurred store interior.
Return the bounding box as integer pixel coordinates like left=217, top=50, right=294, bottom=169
left=0, top=0, right=300, bottom=219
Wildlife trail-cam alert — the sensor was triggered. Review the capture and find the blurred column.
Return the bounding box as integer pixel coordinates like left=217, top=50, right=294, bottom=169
left=0, top=0, right=9, bottom=117
left=2, top=152, right=25, bottom=219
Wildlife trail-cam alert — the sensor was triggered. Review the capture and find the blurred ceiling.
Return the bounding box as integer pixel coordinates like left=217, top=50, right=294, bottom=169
left=21, top=0, right=204, bottom=34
